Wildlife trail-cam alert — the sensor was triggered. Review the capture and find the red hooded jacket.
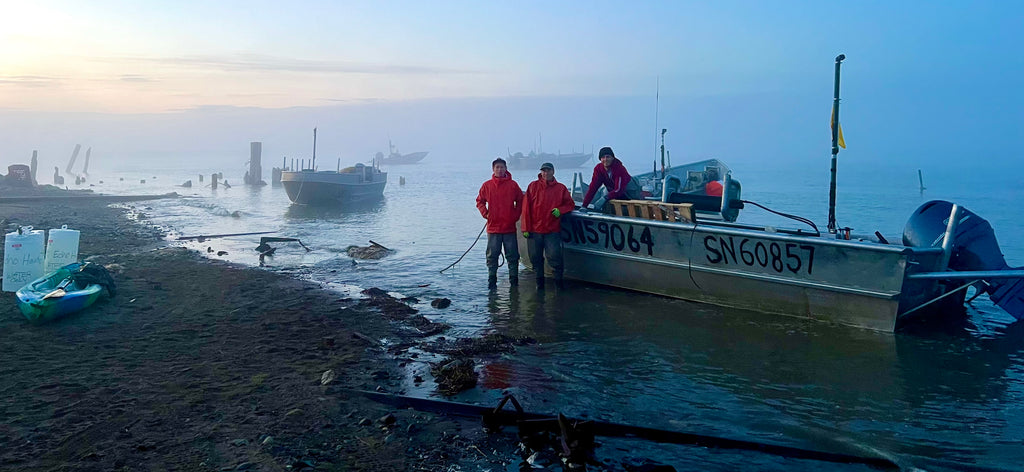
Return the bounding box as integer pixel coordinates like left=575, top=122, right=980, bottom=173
left=522, top=174, right=575, bottom=234
left=582, top=158, right=632, bottom=207
left=476, top=172, right=523, bottom=234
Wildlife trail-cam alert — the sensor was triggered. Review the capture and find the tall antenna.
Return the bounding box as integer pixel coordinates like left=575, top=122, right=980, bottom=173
left=654, top=76, right=660, bottom=164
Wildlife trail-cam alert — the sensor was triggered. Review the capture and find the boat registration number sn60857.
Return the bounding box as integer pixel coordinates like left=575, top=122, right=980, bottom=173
left=703, top=236, right=815, bottom=275
left=562, top=219, right=654, bottom=256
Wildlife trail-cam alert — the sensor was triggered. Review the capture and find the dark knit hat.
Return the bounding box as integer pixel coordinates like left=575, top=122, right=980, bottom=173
left=599, top=146, right=615, bottom=158
left=540, top=162, right=554, bottom=171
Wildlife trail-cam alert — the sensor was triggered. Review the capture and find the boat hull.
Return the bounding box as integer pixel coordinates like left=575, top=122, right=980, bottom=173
left=281, top=170, right=386, bottom=205
left=16, top=262, right=105, bottom=323
left=521, top=212, right=947, bottom=331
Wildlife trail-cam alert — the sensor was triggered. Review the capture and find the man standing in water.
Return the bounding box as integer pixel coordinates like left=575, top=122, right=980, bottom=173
left=476, top=158, right=524, bottom=289
left=522, top=162, right=575, bottom=289
left=581, top=146, right=639, bottom=212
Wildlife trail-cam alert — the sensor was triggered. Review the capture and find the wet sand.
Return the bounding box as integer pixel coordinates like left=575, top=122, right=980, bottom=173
left=0, top=197, right=516, bottom=471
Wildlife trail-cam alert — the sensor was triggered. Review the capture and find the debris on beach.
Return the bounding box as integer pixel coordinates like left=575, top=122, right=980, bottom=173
left=346, top=240, right=392, bottom=260
left=359, top=287, right=418, bottom=318
left=254, top=236, right=310, bottom=253
left=178, top=230, right=277, bottom=243
left=358, top=288, right=449, bottom=336
left=424, top=333, right=536, bottom=356
left=430, top=357, right=477, bottom=395
left=406, top=315, right=449, bottom=337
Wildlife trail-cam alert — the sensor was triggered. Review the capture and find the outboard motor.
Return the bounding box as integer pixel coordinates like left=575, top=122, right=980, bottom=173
left=720, top=173, right=742, bottom=222
left=904, top=200, right=1024, bottom=320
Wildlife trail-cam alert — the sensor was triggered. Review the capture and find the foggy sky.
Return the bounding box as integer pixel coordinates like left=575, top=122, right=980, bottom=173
left=1, top=1, right=1021, bottom=177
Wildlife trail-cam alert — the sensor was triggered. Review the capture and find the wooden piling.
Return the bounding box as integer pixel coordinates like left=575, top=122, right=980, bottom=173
left=248, top=142, right=263, bottom=185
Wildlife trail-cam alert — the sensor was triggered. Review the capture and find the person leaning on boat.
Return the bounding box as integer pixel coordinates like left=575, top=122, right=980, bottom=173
left=476, top=158, right=524, bottom=289
left=581, top=146, right=640, bottom=212
left=521, top=162, right=575, bottom=290
left=704, top=167, right=724, bottom=197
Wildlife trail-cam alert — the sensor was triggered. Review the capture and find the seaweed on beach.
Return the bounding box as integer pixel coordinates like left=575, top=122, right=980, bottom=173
left=430, top=357, right=477, bottom=395
left=359, top=287, right=418, bottom=318
left=424, top=333, right=537, bottom=356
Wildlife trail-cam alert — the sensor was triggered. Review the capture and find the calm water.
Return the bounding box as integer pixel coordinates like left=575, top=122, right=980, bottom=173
left=73, top=157, right=1024, bottom=470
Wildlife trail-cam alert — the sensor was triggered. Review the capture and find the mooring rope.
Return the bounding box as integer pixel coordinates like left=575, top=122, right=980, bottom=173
left=441, top=222, right=493, bottom=273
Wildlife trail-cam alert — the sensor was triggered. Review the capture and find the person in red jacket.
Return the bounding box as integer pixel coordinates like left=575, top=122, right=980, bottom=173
left=704, top=168, right=724, bottom=197
left=581, top=146, right=639, bottom=212
left=476, top=158, right=524, bottom=288
left=521, top=162, right=575, bottom=289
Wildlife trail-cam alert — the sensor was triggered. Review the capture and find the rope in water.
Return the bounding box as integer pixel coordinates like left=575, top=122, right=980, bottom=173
left=440, top=222, right=487, bottom=273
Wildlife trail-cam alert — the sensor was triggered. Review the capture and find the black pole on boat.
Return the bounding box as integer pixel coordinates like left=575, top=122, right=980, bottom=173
left=311, top=127, right=318, bottom=170
left=660, top=128, right=667, bottom=177
left=827, top=54, right=845, bottom=234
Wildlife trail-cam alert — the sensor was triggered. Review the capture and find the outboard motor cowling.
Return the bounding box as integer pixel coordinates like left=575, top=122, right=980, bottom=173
left=904, top=200, right=1024, bottom=320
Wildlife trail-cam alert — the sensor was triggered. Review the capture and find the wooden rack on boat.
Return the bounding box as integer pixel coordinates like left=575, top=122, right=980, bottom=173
left=608, top=200, right=694, bottom=222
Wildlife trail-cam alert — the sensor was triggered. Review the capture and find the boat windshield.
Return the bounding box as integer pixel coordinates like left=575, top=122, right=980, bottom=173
left=633, top=158, right=731, bottom=199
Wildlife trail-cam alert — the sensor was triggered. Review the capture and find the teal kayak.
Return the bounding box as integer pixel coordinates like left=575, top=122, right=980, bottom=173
left=15, top=262, right=114, bottom=323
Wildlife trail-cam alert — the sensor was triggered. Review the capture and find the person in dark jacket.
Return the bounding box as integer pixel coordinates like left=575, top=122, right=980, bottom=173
left=581, top=146, right=639, bottom=212
left=476, top=158, right=524, bottom=288
left=522, top=162, right=575, bottom=289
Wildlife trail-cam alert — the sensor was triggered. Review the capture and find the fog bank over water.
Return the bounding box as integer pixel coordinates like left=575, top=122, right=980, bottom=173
left=0, top=88, right=1018, bottom=178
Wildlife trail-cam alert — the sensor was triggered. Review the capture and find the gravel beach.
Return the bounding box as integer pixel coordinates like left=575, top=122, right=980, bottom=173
left=0, top=194, right=518, bottom=471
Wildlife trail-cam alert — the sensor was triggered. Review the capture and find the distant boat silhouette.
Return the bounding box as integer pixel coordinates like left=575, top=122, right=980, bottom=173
left=372, top=140, right=428, bottom=165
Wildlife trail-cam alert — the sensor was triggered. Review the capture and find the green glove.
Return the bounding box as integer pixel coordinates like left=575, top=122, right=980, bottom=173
left=522, top=231, right=530, bottom=238
left=551, top=208, right=561, bottom=218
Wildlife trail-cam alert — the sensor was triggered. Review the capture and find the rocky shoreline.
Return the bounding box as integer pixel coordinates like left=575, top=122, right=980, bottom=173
left=1, top=197, right=528, bottom=471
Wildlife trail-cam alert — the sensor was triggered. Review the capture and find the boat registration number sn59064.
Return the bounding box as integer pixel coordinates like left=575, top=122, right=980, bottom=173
left=562, top=219, right=654, bottom=255
left=704, top=236, right=815, bottom=275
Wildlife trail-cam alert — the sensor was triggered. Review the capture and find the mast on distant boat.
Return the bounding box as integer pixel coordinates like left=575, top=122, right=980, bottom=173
left=660, top=128, right=667, bottom=178
left=827, top=54, right=846, bottom=234
left=918, top=169, right=926, bottom=193
left=311, top=127, right=317, bottom=170
left=654, top=76, right=661, bottom=176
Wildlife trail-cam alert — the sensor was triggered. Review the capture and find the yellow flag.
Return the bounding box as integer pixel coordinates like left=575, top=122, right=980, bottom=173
left=830, top=107, right=846, bottom=149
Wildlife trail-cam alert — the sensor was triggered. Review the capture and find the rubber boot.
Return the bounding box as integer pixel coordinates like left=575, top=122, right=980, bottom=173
left=508, top=264, right=519, bottom=287
left=487, top=268, right=498, bottom=289
left=536, top=276, right=545, bottom=290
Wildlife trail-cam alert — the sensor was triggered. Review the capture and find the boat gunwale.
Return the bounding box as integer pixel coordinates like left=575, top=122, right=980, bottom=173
left=569, top=210, right=937, bottom=256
